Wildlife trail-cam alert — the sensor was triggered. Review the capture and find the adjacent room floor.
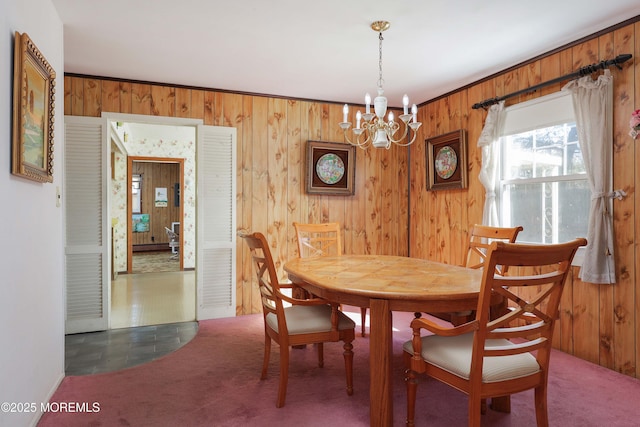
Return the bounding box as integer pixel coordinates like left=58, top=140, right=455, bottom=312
left=65, top=269, right=196, bottom=375
left=111, top=270, right=195, bottom=329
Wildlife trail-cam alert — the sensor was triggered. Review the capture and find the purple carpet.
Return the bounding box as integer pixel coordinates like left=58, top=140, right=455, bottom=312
left=39, top=308, right=640, bottom=426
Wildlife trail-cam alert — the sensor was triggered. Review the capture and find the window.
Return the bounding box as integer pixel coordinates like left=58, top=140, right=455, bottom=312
left=497, top=93, right=589, bottom=248
left=132, top=174, right=142, bottom=213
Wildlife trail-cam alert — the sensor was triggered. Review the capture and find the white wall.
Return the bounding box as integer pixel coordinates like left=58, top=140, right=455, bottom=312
left=0, top=0, right=65, bottom=426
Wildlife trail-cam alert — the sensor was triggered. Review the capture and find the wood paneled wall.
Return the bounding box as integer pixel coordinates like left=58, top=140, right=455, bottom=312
left=409, top=21, right=640, bottom=379
left=130, top=161, right=180, bottom=247
left=64, top=76, right=410, bottom=318
left=64, top=18, right=639, bottom=378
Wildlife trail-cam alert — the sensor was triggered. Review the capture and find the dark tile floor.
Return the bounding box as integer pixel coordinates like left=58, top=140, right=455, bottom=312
left=65, top=321, right=198, bottom=376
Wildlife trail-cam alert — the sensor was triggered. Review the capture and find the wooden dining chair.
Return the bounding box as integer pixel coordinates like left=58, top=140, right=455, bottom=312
left=429, top=224, right=524, bottom=325
left=293, top=222, right=368, bottom=337
left=465, top=224, right=524, bottom=273
left=404, top=237, right=587, bottom=427
left=238, top=231, right=355, bottom=408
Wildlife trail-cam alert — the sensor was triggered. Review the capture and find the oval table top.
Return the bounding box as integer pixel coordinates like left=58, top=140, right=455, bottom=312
left=284, top=254, right=485, bottom=312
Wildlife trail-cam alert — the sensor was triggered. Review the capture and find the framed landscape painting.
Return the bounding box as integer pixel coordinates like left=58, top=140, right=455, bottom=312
left=12, top=32, right=56, bottom=183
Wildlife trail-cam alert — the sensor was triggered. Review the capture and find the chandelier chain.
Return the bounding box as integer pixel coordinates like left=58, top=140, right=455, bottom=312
left=378, top=32, right=384, bottom=90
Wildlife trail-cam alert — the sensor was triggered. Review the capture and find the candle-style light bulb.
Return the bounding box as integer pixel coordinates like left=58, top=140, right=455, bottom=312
left=388, top=111, right=394, bottom=123
left=403, top=94, right=409, bottom=115
left=411, top=104, right=417, bottom=122
left=343, top=104, right=349, bottom=122
left=356, top=111, right=362, bottom=129
left=365, top=93, right=371, bottom=114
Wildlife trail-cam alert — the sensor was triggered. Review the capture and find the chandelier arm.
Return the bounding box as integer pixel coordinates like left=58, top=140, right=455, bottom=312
left=385, top=122, right=408, bottom=144
left=389, top=133, right=418, bottom=147
left=385, top=121, right=422, bottom=146
left=394, top=124, right=422, bottom=146
left=343, top=128, right=372, bottom=148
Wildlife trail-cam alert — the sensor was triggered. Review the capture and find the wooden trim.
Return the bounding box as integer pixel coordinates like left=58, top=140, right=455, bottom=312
left=64, top=72, right=353, bottom=108
left=64, top=16, right=640, bottom=111
left=422, top=14, right=640, bottom=107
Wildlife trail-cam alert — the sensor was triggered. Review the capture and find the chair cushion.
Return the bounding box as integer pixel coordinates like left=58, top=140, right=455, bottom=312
left=403, top=333, right=540, bottom=383
left=266, top=304, right=356, bottom=335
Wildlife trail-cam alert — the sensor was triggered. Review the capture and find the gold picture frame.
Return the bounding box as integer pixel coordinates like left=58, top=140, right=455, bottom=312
left=426, top=129, right=468, bottom=191
left=305, top=140, right=355, bottom=195
left=12, top=32, right=56, bottom=183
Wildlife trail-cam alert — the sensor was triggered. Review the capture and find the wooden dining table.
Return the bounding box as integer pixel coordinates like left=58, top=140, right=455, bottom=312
left=283, top=254, right=505, bottom=427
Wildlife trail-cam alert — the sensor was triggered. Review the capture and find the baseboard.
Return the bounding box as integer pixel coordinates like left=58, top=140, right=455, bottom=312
left=30, top=370, right=65, bottom=427
left=132, top=244, right=170, bottom=252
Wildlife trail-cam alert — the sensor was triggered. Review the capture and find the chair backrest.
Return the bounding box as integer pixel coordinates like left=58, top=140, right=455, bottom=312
left=238, top=232, right=283, bottom=318
left=293, top=222, right=342, bottom=258
left=165, top=226, right=177, bottom=241
left=473, top=238, right=587, bottom=372
left=164, top=227, right=178, bottom=247
left=465, top=224, right=523, bottom=274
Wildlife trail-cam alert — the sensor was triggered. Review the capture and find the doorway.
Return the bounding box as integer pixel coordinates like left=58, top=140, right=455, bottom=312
left=109, top=120, right=198, bottom=277
left=127, top=157, right=185, bottom=274
left=109, top=119, right=197, bottom=329
left=64, top=113, right=237, bottom=334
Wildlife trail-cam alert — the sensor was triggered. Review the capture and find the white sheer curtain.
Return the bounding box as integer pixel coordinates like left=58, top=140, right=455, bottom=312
left=477, top=101, right=505, bottom=226
left=562, top=70, right=616, bottom=284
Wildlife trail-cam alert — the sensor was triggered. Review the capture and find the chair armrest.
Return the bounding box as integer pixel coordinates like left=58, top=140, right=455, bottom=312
left=408, top=318, right=479, bottom=364
left=410, top=317, right=479, bottom=337
left=277, top=289, right=330, bottom=306
left=277, top=292, right=342, bottom=331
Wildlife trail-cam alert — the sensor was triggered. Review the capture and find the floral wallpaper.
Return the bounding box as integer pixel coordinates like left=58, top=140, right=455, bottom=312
left=110, top=123, right=196, bottom=271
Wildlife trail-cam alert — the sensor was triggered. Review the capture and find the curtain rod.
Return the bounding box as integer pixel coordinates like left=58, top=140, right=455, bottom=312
left=471, top=54, right=633, bottom=110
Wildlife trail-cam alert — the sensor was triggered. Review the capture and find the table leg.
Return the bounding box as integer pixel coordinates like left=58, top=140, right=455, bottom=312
left=291, top=285, right=309, bottom=349
left=369, top=299, right=393, bottom=427
left=490, top=298, right=511, bottom=413
left=491, top=396, right=511, bottom=412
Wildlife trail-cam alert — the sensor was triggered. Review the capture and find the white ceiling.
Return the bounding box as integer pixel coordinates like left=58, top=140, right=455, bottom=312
left=52, top=0, right=640, bottom=108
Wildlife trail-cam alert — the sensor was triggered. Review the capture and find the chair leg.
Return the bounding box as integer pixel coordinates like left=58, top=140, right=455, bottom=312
left=276, top=345, right=290, bottom=408
left=343, top=341, right=354, bottom=396
left=490, top=395, right=511, bottom=412
left=261, top=333, right=271, bottom=380
left=534, top=384, right=549, bottom=427
left=468, top=398, right=482, bottom=427
left=405, top=369, right=417, bottom=427
left=317, top=342, right=324, bottom=368
left=360, top=307, right=367, bottom=337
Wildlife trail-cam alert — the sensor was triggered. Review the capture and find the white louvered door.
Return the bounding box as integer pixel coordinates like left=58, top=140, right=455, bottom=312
left=196, top=125, right=237, bottom=319
left=64, top=116, right=109, bottom=334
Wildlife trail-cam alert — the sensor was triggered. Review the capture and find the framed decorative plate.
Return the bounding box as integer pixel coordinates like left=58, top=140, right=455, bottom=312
left=426, top=130, right=468, bottom=191
left=305, top=141, right=355, bottom=195
left=316, top=153, right=345, bottom=184
left=434, top=145, right=458, bottom=179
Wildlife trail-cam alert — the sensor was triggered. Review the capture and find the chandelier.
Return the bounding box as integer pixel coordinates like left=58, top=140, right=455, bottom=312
left=340, top=21, right=422, bottom=149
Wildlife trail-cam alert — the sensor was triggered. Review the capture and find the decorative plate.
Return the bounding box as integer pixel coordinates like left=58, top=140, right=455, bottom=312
left=434, top=146, right=458, bottom=179
left=316, top=153, right=345, bottom=185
